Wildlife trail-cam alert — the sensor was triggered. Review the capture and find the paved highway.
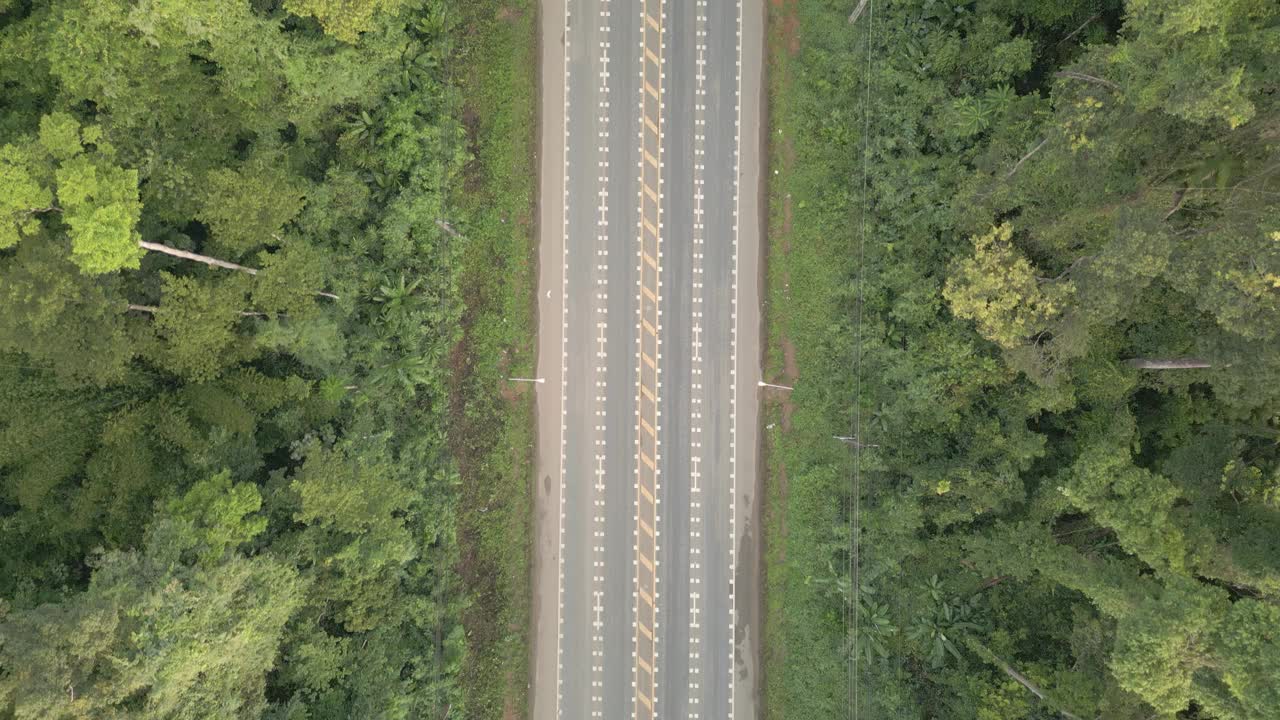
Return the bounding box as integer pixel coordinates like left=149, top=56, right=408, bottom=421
left=533, top=0, right=763, bottom=717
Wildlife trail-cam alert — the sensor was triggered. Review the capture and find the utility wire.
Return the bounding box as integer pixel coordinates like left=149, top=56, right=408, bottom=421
left=850, top=1, right=876, bottom=718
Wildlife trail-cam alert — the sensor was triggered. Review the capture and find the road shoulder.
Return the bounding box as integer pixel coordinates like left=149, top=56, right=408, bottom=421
left=531, top=1, right=566, bottom=719
left=736, top=1, right=767, bottom=719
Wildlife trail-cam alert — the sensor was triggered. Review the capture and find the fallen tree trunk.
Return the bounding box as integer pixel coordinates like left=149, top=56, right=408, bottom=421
left=1125, top=358, right=1214, bottom=370
left=1053, top=70, right=1121, bottom=92
left=126, top=303, right=266, bottom=318
left=138, top=241, right=338, bottom=299
left=140, top=240, right=258, bottom=274
left=963, top=635, right=1085, bottom=720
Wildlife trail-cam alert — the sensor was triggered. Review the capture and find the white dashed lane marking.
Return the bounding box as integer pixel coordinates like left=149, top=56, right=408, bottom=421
left=687, top=0, right=710, bottom=716
left=590, top=4, right=613, bottom=717
left=730, top=1, right=744, bottom=716
left=559, top=1, right=748, bottom=718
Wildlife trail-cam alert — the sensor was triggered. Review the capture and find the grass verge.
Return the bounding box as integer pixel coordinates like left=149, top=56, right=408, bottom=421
left=448, top=2, right=538, bottom=718
left=762, top=0, right=854, bottom=717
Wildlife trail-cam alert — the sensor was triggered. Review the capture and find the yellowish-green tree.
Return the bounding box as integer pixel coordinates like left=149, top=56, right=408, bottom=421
left=944, top=223, right=1074, bottom=349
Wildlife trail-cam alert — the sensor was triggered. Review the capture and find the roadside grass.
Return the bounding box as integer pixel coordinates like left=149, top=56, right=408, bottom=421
left=763, top=0, right=859, bottom=717
left=761, top=4, right=793, bottom=714
left=448, top=2, right=538, bottom=717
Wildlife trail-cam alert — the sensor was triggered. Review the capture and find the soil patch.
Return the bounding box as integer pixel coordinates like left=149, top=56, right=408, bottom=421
left=500, top=382, right=522, bottom=404
left=781, top=336, right=798, bottom=379
left=763, top=0, right=802, bottom=716
left=461, top=105, right=483, bottom=194
left=780, top=0, right=800, bottom=56
left=781, top=191, right=793, bottom=248
left=764, top=456, right=790, bottom=703
left=779, top=338, right=798, bottom=431
left=775, top=462, right=790, bottom=562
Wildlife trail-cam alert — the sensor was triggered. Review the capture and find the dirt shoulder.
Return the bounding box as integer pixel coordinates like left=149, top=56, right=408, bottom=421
left=761, top=0, right=801, bottom=718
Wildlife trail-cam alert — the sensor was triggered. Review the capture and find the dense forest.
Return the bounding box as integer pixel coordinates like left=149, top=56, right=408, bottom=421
left=0, top=0, right=536, bottom=718
left=765, top=0, right=1280, bottom=718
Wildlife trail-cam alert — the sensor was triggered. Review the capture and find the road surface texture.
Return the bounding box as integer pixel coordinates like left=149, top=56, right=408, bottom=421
left=533, top=0, right=763, bottom=717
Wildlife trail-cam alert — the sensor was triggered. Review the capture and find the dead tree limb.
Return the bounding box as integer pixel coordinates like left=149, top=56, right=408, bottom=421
left=1036, top=254, right=1095, bottom=282
left=963, top=636, right=1086, bottom=720
left=990, top=653, right=1084, bottom=720
left=1125, top=358, right=1216, bottom=370
left=1053, top=70, right=1121, bottom=92
left=1007, top=138, right=1049, bottom=179
left=1055, top=13, right=1100, bottom=47
left=138, top=241, right=338, bottom=299
left=848, top=0, right=870, bottom=24
left=435, top=219, right=463, bottom=239
left=1163, top=188, right=1188, bottom=221
left=139, top=240, right=259, bottom=274
left=126, top=302, right=267, bottom=317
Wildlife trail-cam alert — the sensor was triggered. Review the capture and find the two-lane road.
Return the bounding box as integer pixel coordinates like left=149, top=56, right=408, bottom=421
left=534, top=0, right=763, bottom=717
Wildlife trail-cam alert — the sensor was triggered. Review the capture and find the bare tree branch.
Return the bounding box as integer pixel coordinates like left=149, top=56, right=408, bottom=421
left=1125, top=358, right=1218, bottom=370
left=1178, top=186, right=1280, bottom=197
left=1163, top=188, right=1187, bottom=221
left=1053, top=70, right=1121, bottom=92
left=139, top=240, right=259, bottom=274
left=138, top=240, right=339, bottom=299
left=1055, top=13, right=1100, bottom=47
left=1007, top=138, right=1049, bottom=179
left=834, top=435, right=880, bottom=449
left=974, top=138, right=1050, bottom=202
left=991, top=654, right=1084, bottom=720
left=1035, top=254, right=1095, bottom=282
left=126, top=302, right=267, bottom=317
left=435, top=219, right=463, bottom=238
left=848, top=0, right=870, bottom=24
left=964, top=636, right=1086, bottom=720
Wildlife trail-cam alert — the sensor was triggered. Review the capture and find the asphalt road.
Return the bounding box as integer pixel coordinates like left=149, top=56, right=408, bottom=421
left=533, top=0, right=763, bottom=717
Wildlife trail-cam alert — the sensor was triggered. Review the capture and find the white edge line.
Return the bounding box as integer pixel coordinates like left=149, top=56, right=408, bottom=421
left=730, top=0, right=744, bottom=717
left=654, top=0, right=666, bottom=714
left=556, top=0, right=570, bottom=718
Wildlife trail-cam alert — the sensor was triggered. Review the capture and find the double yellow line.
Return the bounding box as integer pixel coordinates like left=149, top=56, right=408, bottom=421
left=635, top=0, right=663, bottom=717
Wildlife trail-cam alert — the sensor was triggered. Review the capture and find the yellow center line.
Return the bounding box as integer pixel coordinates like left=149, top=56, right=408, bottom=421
left=640, top=416, right=656, bottom=437
left=635, top=0, right=662, bottom=717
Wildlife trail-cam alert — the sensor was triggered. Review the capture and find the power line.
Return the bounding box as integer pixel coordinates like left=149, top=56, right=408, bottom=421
left=850, top=1, right=877, bottom=718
